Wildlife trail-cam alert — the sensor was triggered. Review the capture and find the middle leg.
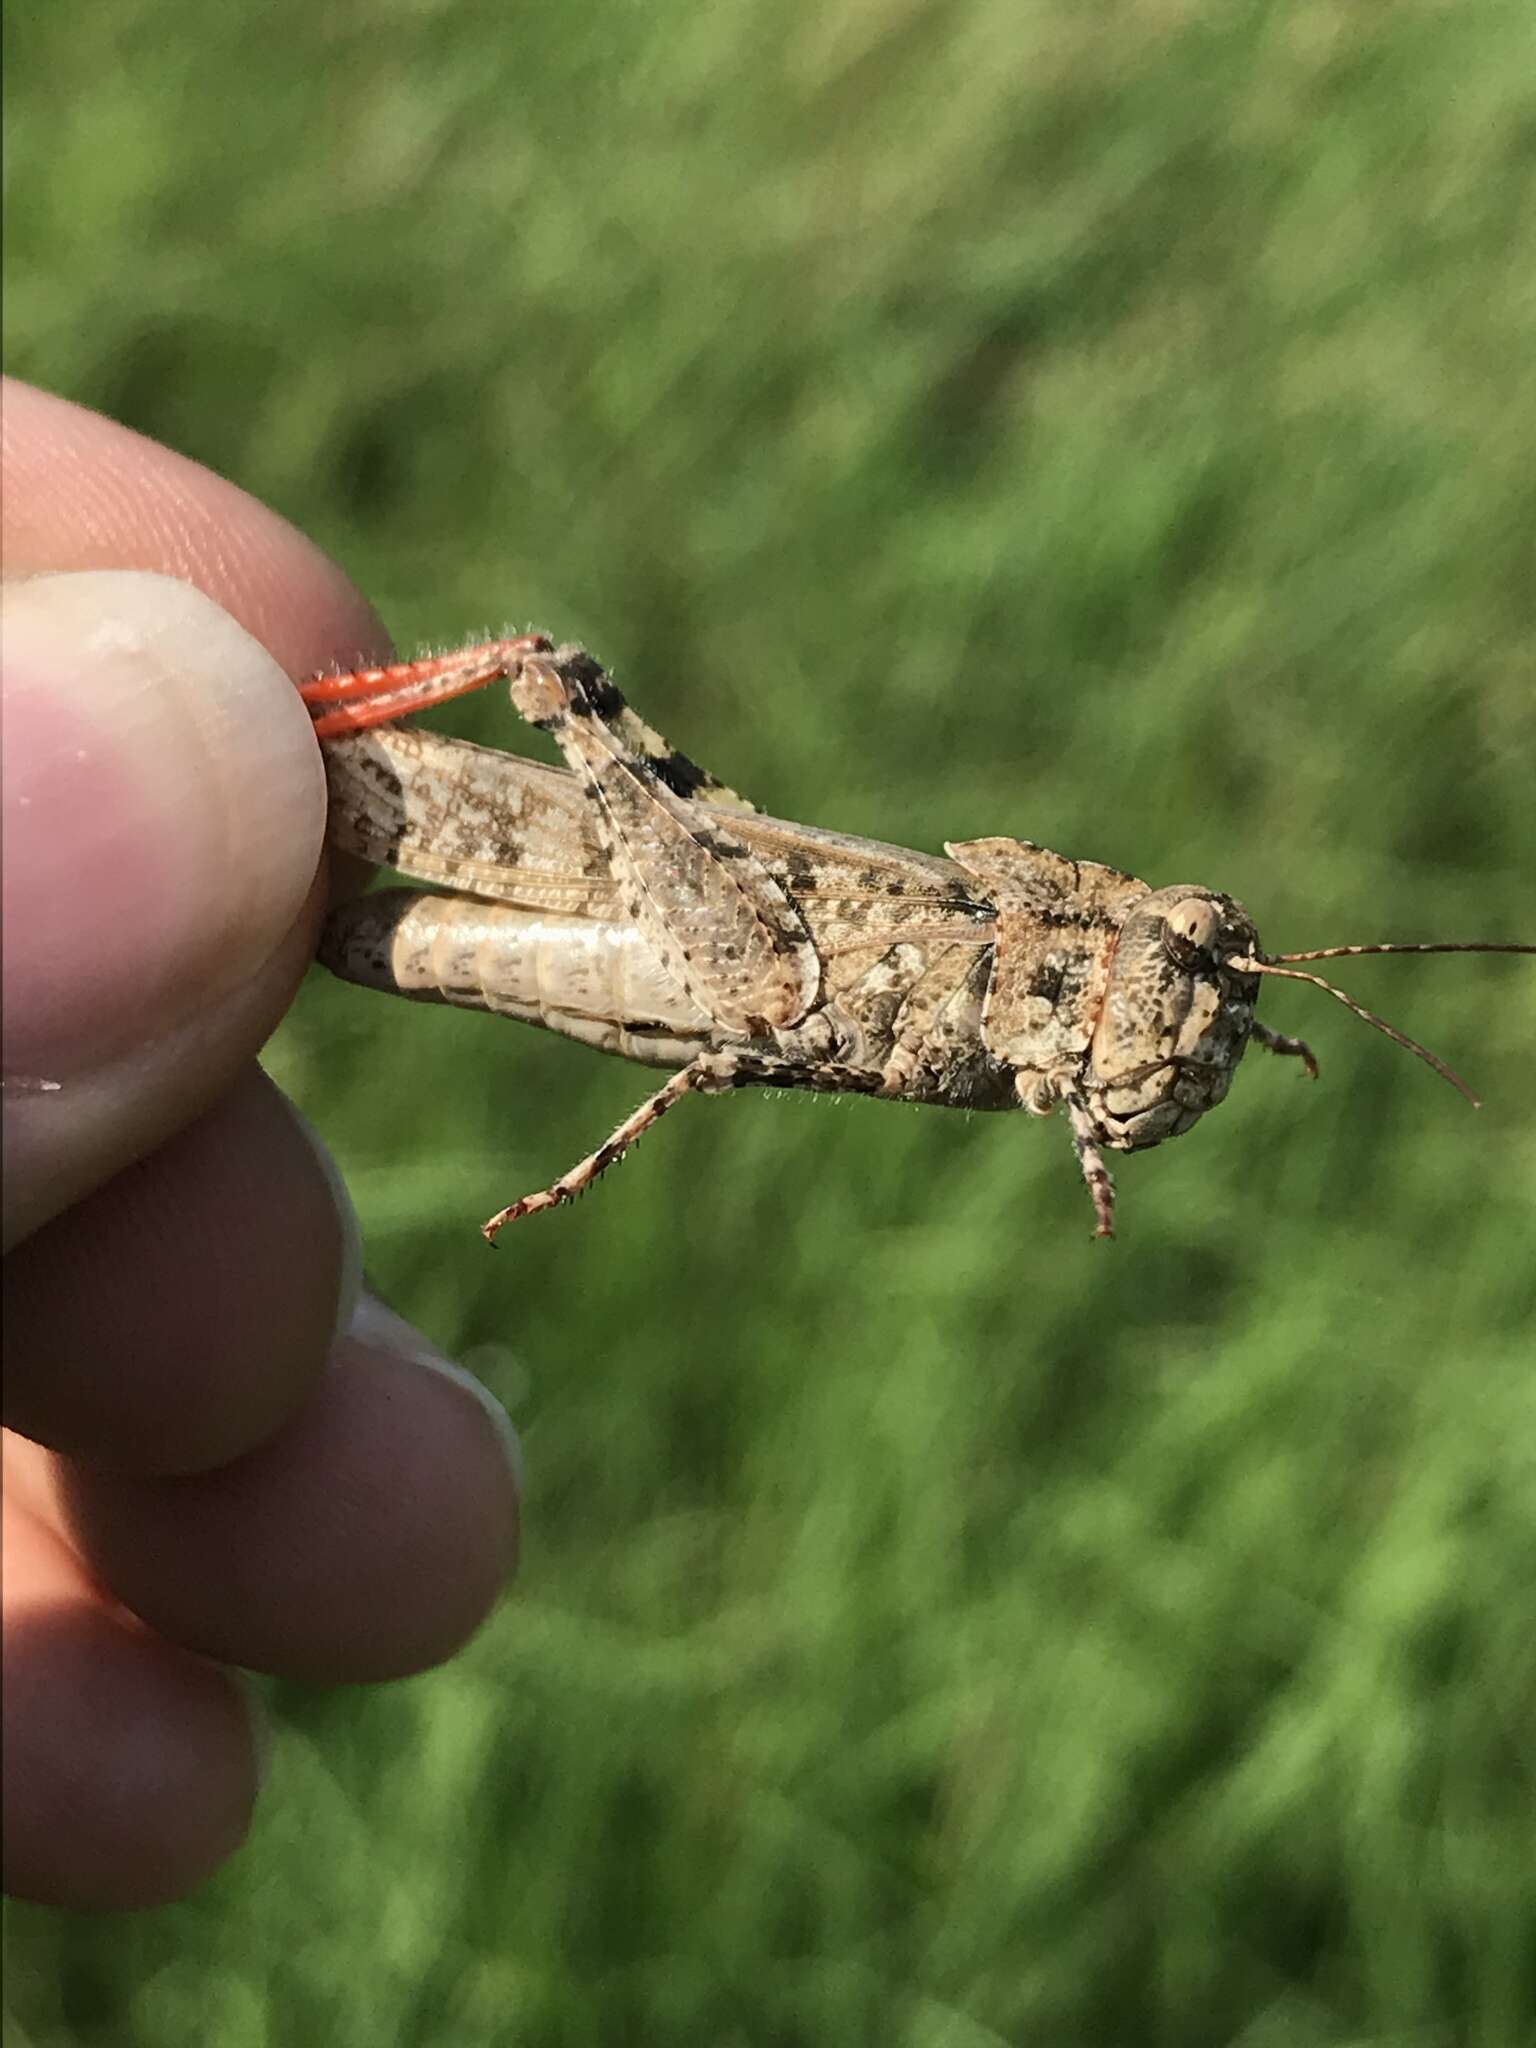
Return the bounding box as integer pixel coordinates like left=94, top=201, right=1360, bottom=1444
left=481, top=1053, right=736, bottom=1240
left=480, top=1045, right=885, bottom=1240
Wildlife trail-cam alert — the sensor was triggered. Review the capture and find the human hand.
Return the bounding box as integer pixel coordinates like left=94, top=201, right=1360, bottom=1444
left=1, top=379, right=520, bottom=1909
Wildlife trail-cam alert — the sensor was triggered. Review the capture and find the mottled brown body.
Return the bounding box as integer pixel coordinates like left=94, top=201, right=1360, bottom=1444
left=304, top=637, right=1532, bottom=1239
left=323, top=726, right=1010, bottom=1101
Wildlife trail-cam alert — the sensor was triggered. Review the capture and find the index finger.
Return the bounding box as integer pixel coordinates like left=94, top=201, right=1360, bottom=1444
left=1, top=378, right=388, bottom=677
left=2, top=384, right=391, bottom=1245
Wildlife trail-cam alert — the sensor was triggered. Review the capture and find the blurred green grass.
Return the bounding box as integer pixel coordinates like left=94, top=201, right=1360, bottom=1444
left=5, top=0, right=1535, bottom=2041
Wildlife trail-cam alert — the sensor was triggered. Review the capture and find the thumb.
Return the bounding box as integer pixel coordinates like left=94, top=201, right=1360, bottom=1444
left=2, top=571, right=327, bottom=1247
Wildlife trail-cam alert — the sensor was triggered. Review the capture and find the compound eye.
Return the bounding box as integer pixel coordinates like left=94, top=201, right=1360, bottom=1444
left=1161, top=896, right=1221, bottom=970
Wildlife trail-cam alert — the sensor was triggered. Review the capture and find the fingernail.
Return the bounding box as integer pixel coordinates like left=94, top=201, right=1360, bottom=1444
left=1, top=571, right=325, bottom=1077
left=345, top=1292, right=523, bottom=1491
left=281, top=1101, right=366, bottom=1342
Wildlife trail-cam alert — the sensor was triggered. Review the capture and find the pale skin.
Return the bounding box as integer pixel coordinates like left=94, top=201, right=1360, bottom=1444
left=1, top=380, right=519, bottom=1909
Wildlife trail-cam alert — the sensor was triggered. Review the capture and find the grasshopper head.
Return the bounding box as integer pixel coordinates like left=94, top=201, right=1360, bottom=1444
left=1059, top=890, right=1529, bottom=1233
left=1083, top=886, right=1261, bottom=1151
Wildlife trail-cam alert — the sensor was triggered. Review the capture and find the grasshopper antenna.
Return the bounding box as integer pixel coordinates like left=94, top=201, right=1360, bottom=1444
left=1224, top=942, right=1536, bottom=1109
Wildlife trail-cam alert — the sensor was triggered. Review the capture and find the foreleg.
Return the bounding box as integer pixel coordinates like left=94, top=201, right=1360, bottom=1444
left=1251, top=1018, right=1319, bottom=1079
left=1059, top=1089, right=1118, bottom=1240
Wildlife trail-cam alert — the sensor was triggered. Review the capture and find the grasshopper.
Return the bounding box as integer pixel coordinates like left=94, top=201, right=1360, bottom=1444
left=300, top=635, right=1532, bottom=1240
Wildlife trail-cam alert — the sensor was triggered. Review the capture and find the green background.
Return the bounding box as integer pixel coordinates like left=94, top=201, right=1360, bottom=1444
left=5, top=1, right=1534, bottom=2041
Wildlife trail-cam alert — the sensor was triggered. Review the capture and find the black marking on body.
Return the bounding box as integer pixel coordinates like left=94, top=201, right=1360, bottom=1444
left=652, top=751, right=712, bottom=800
left=1029, top=964, right=1064, bottom=1004
left=777, top=851, right=821, bottom=892
left=1039, top=907, right=1118, bottom=933
left=946, top=1051, right=1017, bottom=1111
left=561, top=653, right=628, bottom=722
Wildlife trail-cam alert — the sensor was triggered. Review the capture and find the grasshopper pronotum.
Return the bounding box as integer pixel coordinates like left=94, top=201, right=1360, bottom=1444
left=301, top=636, right=1533, bottom=1240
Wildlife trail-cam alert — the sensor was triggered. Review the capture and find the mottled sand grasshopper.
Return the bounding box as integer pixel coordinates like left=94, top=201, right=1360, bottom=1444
left=301, top=636, right=1532, bottom=1239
